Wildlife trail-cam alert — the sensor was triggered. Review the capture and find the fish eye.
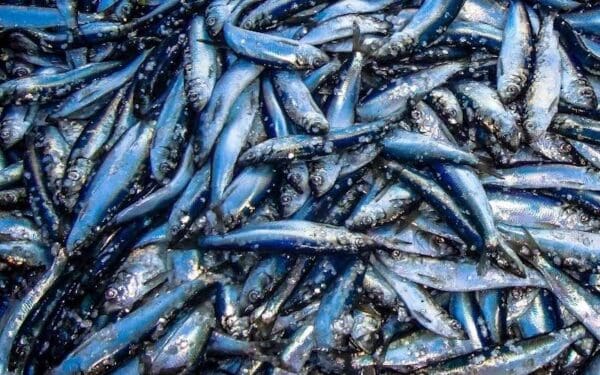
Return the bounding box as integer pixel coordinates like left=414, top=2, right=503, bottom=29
left=311, top=175, right=323, bottom=186
left=206, top=16, right=217, bottom=26
left=506, top=84, right=518, bottom=94
left=160, top=162, right=171, bottom=173
left=248, top=290, right=261, bottom=303
left=580, top=87, right=594, bottom=98
left=559, top=143, right=572, bottom=153
left=105, top=287, right=118, bottom=299
left=13, top=67, right=29, bottom=77
left=0, top=128, right=11, bottom=139
left=288, top=172, right=301, bottom=185
left=281, top=194, right=292, bottom=204
left=411, top=109, right=422, bottom=121
left=68, top=170, right=81, bottom=181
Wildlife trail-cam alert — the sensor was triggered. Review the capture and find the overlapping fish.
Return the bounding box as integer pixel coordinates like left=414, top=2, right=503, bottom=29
left=1, top=0, right=600, bottom=373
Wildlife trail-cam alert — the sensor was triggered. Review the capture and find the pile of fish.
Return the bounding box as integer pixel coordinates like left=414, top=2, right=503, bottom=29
left=2, top=0, right=600, bottom=373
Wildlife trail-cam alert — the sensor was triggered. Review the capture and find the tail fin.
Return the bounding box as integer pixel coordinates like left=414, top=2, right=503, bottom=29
left=474, top=159, right=504, bottom=179
left=495, top=238, right=527, bottom=278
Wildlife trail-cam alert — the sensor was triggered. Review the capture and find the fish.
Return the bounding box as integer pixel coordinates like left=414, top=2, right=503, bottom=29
left=374, top=0, right=466, bottom=58
left=496, top=0, right=532, bottom=104
left=523, top=14, right=561, bottom=141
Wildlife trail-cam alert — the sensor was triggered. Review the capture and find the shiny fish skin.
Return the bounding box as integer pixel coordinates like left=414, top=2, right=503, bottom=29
left=66, top=121, right=154, bottom=253
left=357, top=61, right=467, bottom=121
left=50, top=278, right=211, bottom=375
left=1, top=1, right=600, bottom=373
left=24, top=131, right=67, bottom=243
left=433, top=163, right=526, bottom=278
left=559, top=46, right=598, bottom=111
left=551, top=113, right=600, bottom=146
left=0, top=160, right=23, bottom=190
left=208, top=164, right=276, bottom=233
left=211, top=81, right=259, bottom=204
left=102, top=243, right=169, bottom=313
left=365, top=329, right=477, bottom=372
left=523, top=14, right=561, bottom=142
left=224, top=23, right=329, bottom=70
left=0, top=247, right=67, bottom=374
left=184, top=16, right=217, bottom=113
left=453, top=80, right=521, bottom=150
left=437, top=21, right=503, bottom=51
left=488, top=189, right=600, bottom=231
left=383, top=130, right=481, bottom=167
left=482, top=164, right=600, bottom=191
left=238, top=120, right=393, bottom=165
left=310, top=42, right=364, bottom=197
left=114, top=141, right=195, bottom=225
left=346, top=181, right=417, bottom=230
left=272, top=69, right=329, bottom=135
left=526, top=246, right=600, bottom=341
left=149, top=71, right=188, bottom=184
left=425, top=324, right=587, bottom=374
left=457, top=0, right=506, bottom=28
left=561, top=8, right=600, bottom=36
left=374, top=0, right=466, bottom=58
left=0, top=104, right=38, bottom=149
left=372, top=257, right=465, bottom=339
left=387, top=163, right=484, bottom=250
left=240, top=0, right=333, bottom=30
left=425, top=87, right=464, bottom=127
left=314, top=0, right=400, bottom=22
left=51, top=52, right=148, bottom=119
left=167, top=163, right=211, bottom=242
left=299, top=14, right=389, bottom=46
left=193, top=59, right=264, bottom=166
left=58, top=85, right=129, bottom=211
left=199, top=220, right=403, bottom=254
left=375, top=250, right=547, bottom=292
left=497, top=0, right=532, bottom=104
left=314, top=257, right=364, bottom=350
left=142, top=301, right=215, bottom=374
left=0, top=61, right=121, bottom=105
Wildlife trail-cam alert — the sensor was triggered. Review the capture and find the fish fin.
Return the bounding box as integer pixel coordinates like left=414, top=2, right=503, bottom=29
left=416, top=272, right=442, bottom=284
left=521, top=226, right=541, bottom=250
left=299, top=18, right=318, bottom=30
left=394, top=202, right=422, bottom=233
left=440, top=124, right=459, bottom=145
left=474, top=160, right=504, bottom=179
left=476, top=252, right=492, bottom=276
left=495, top=238, right=527, bottom=278
left=352, top=21, right=362, bottom=53
left=548, top=95, right=559, bottom=112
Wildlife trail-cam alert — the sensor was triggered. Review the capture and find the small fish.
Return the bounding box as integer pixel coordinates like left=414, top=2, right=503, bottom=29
left=224, top=23, right=329, bottom=70
left=523, top=14, right=561, bottom=141
left=497, top=0, right=532, bottom=104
